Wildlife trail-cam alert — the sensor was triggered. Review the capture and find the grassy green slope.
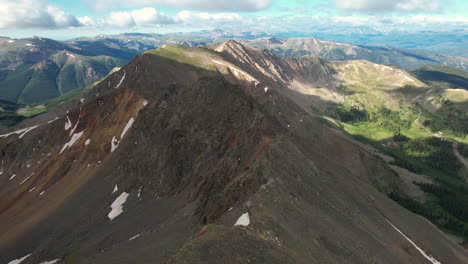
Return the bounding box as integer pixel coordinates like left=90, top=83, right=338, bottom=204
left=0, top=52, right=126, bottom=105
left=411, top=65, right=468, bottom=89
left=327, top=59, right=468, bottom=242
left=145, top=44, right=218, bottom=70
left=19, top=60, right=61, bottom=104
left=0, top=64, right=34, bottom=102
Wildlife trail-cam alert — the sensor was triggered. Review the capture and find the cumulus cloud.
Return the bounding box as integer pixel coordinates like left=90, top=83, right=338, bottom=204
left=332, top=0, right=441, bottom=12
left=99, top=8, right=178, bottom=28
left=84, top=0, right=272, bottom=12
left=177, top=11, right=243, bottom=23
left=0, top=0, right=80, bottom=29
left=132, top=8, right=179, bottom=25
left=78, top=8, right=243, bottom=29
left=105, top=11, right=137, bottom=28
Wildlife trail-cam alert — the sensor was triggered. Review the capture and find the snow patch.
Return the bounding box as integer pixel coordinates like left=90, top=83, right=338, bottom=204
left=115, top=71, right=126, bottom=89
left=19, top=173, right=34, bottom=185
left=234, top=212, right=250, bottom=226
left=112, top=184, right=118, bottom=194
left=69, top=107, right=83, bottom=136
left=129, top=234, right=140, bottom=241
left=26, top=43, right=35, bottom=47
left=121, top=117, right=135, bottom=138
left=80, top=98, right=85, bottom=103
left=84, top=139, right=91, bottom=146
left=108, top=192, right=129, bottom=220
left=110, top=117, right=136, bottom=153
left=0, top=125, right=39, bottom=139
left=7, top=254, right=31, bottom=264
left=66, top=52, right=75, bottom=58
left=386, top=219, right=441, bottom=264
left=65, top=116, right=72, bottom=130
left=9, top=174, right=16, bottom=180
left=264, top=87, right=269, bottom=93
left=69, top=119, right=79, bottom=136
left=28, top=187, right=36, bottom=192
left=8, top=40, right=14, bottom=43
left=39, top=191, right=45, bottom=196
left=60, top=131, right=84, bottom=154
left=39, top=259, right=60, bottom=264
left=137, top=186, right=142, bottom=198
left=111, top=136, right=119, bottom=152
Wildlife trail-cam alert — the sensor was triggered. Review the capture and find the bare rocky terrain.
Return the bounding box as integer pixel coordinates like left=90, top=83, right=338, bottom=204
left=0, top=41, right=467, bottom=263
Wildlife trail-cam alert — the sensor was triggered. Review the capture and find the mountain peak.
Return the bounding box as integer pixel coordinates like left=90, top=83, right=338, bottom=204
left=214, top=39, right=245, bottom=52
left=268, top=37, right=285, bottom=44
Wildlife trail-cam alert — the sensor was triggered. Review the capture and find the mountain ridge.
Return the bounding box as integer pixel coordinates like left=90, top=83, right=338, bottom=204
left=1, top=41, right=467, bottom=263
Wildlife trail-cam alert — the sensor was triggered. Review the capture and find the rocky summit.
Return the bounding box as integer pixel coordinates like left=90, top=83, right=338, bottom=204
left=0, top=41, right=467, bottom=264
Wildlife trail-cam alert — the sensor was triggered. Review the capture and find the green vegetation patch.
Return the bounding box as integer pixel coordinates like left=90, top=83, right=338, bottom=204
left=411, top=65, right=468, bottom=89
left=146, top=45, right=217, bottom=70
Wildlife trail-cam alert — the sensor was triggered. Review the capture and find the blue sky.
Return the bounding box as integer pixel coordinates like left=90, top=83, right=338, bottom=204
left=0, top=0, right=466, bottom=39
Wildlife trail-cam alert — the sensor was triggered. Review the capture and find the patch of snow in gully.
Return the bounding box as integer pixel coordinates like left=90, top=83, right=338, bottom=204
left=111, top=136, right=119, bottom=152
left=65, top=116, right=72, bottom=130
left=121, top=117, right=135, bottom=138
left=7, top=253, right=31, bottom=264
left=0, top=125, right=38, bottom=139
left=0, top=118, right=59, bottom=139
left=60, top=131, right=84, bottom=154
left=19, top=173, right=34, bottom=185
left=386, top=219, right=441, bottom=264
left=39, top=259, right=61, bottom=264
left=108, top=192, right=129, bottom=220
left=115, top=71, right=126, bottom=89
left=234, top=212, right=250, bottom=226
left=129, top=234, right=140, bottom=241
left=111, top=117, right=135, bottom=152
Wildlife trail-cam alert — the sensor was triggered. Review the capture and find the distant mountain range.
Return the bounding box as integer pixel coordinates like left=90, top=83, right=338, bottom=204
left=0, top=37, right=126, bottom=105
left=238, top=37, right=468, bottom=71
left=0, top=30, right=466, bottom=108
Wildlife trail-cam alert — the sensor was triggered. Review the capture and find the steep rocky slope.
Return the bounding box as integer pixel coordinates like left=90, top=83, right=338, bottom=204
left=0, top=41, right=467, bottom=263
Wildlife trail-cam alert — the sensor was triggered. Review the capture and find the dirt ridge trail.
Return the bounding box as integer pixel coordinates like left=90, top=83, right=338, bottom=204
left=414, top=108, right=431, bottom=134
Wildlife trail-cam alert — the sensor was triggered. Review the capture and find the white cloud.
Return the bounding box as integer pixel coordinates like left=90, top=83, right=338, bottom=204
left=105, top=11, right=136, bottom=28
left=84, top=0, right=272, bottom=12
left=78, top=8, right=243, bottom=29
left=396, top=0, right=440, bottom=12
left=333, top=0, right=441, bottom=12
left=102, top=8, right=178, bottom=28
left=132, top=7, right=179, bottom=25
left=0, top=0, right=80, bottom=29
left=177, top=11, right=242, bottom=23
left=400, top=15, right=468, bottom=24
left=77, top=16, right=97, bottom=28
